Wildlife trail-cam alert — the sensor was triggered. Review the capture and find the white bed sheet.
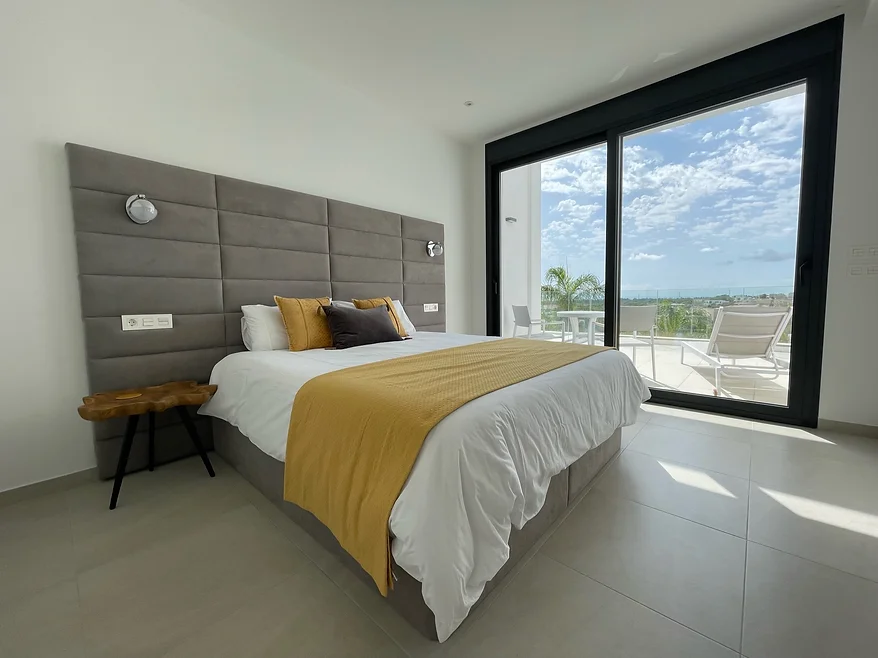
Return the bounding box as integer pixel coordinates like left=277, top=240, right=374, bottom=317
left=199, top=332, right=649, bottom=641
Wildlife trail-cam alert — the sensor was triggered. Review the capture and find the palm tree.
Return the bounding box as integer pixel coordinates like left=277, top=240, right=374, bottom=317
left=656, top=302, right=712, bottom=337
left=542, top=266, right=604, bottom=311
left=656, top=302, right=687, bottom=336
left=585, top=276, right=605, bottom=311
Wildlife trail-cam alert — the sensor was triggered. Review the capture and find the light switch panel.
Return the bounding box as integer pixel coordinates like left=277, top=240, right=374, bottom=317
left=423, top=303, right=439, bottom=312
left=121, top=314, right=173, bottom=331
left=851, top=245, right=878, bottom=259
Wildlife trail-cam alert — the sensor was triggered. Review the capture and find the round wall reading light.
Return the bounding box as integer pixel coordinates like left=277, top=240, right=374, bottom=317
left=125, top=194, right=158, bottom=225
left=426, top=240, right=444, bottom=258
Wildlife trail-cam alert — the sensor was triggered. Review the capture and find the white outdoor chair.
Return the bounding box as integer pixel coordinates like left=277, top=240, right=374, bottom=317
left=681, top=305, right=792, bottom=396
left=594, top=306, right=657, bottom=380
left=620, top=306, right=657, bottom=380
left=511, top=305, right=565, bottom=340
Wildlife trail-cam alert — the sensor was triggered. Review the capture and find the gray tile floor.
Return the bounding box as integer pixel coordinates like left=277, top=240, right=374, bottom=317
left=3, top=405, right=878, bottom=657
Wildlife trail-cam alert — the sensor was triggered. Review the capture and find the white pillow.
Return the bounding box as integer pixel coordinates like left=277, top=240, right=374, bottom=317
left=331, top=300, right=356, bottom=309
left=240, top=304, right=289, bottom=351
left=393, top=299, right=417, bottom=335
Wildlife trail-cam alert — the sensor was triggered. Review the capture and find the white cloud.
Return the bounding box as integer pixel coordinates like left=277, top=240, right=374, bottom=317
left=541, top=180, right=579, bottom=194
left=542, top=163, right=576, bottom=181
left=748, top=93, right=806, bottom=145
left=621, top=143, right=755, bottom=234
left=629, top=238, right=669, bottom=251
left=741, top=248, right=794, bottom=262
left=541, top=145, right=608, bottom=198
left=629, top=252, right=666, bottom=261
left=712, top=184, right=801, bottom=239
left=690, top=221, right=722, bottom=236
left=551, top=199, right=601, bottom=221
left=542, top=219, right=576, bottom=237
left=700, top=246, right=719, bottom=252
left=553, top=198, right=577, bottom=213
left=540, top=197, right=607, bottom=262
left=708, top=142, right=802, bottom=179
left=623, top=96, right=804, bottom=239
left=699, top=118, right=752, bottom=143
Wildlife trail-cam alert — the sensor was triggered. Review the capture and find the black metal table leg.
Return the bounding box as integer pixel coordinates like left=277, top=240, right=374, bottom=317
left=176, top=406, right=215, bottom=477
left=109, top=415, right=139, bottom=510
left=148, top=411, right=155, bottom=472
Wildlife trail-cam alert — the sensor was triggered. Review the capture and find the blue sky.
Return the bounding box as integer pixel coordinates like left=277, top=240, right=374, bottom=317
left=540, top=86, right=806, bottom=294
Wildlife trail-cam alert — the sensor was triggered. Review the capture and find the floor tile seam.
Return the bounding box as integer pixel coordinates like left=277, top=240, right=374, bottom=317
left=541, top=553, right=743, bottom=653
left=592, top=485, right=748, bottom=540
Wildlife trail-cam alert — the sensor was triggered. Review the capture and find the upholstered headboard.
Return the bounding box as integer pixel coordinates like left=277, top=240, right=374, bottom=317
left=66, top=144, right=446, bottom=477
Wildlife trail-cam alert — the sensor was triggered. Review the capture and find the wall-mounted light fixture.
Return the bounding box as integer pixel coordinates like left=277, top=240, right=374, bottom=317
left=505, top=216, right=518, bottom=223
left=125, top=194, right=158, bottom=225
left=426, top=240, right=444, bottom=258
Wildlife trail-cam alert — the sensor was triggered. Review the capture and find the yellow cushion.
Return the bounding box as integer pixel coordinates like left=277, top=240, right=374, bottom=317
left=352, top=297, right=408, bottom=337
left=274, top=296, right=332, bottom=351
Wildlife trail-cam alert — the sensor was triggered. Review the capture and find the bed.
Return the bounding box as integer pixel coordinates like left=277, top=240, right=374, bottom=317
left=64, top=144, right=649, bottom=641
left=199, top=331, right=649, bottom=641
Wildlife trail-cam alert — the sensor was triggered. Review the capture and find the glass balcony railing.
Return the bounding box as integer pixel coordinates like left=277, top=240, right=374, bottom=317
left=541, top=286, right=793, bottom=341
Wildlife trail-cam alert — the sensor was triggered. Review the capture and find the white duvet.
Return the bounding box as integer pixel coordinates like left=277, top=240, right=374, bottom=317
left=199, top=332, right=649, bottom=641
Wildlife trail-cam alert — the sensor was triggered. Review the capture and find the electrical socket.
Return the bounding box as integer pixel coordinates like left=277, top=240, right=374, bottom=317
left=423, top=303, right=439, bottom=312
left=121, top=314, right=173, bottom=331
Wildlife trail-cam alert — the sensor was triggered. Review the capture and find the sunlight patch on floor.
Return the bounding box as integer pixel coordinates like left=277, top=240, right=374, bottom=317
left=761, top=487, right=878, bottom=539
left=658, top=460, right=737, bottom=498
left=751, top=424, right=835, bottom=444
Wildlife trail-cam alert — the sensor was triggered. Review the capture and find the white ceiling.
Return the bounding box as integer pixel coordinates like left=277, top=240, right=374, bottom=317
left=183, top=0, right=843, bottom=142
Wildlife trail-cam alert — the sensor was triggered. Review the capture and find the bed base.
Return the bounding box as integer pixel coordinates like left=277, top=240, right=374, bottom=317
left=212, top=419, right=621, bottom=641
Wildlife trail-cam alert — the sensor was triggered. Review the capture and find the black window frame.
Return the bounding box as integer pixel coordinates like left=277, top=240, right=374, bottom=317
left=485, top=17, right=844, bottom=426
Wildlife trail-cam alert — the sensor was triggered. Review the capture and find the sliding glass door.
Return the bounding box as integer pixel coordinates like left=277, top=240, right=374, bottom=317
left=618, top=85, right=806, bottom=407
left=486, top=18, right=842, bottom=426
left=499, top=143, right=608, bottom=342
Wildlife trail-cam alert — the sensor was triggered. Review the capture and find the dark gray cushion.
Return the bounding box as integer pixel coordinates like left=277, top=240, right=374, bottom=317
left=321, top=305, right=402, bottom=349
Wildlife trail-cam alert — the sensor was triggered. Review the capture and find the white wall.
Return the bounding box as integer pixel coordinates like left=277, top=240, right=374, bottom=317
left=468, top=147, right=489, bottom=335
left=468, top=8, right=878, bottom=427
left=499, top=164, right=542, bottom=336
left=0, top=0, right=470, bottom=492
left=819, top=13, right=878, bottom=426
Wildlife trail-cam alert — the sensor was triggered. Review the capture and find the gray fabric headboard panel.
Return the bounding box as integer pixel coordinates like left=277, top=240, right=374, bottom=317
left=67, top=144, right=446, bottom=478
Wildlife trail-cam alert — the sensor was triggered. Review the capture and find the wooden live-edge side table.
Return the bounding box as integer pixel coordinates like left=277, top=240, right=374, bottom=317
left=78, top=381, right=217, bottom=510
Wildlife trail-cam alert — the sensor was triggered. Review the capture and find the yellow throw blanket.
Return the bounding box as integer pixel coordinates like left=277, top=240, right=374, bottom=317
left=283, top=338, right=608, bottom=595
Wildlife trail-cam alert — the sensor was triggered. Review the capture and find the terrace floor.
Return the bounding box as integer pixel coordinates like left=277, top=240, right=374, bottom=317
left=536, top=333, right=790, bottom=406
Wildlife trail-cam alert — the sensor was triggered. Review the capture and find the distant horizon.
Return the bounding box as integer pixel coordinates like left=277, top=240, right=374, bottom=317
left=539, top=86, right=806, bottom=291
left=543, top=285, right=793, bottom=299
left=619, top=285, right=793, bottom=298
